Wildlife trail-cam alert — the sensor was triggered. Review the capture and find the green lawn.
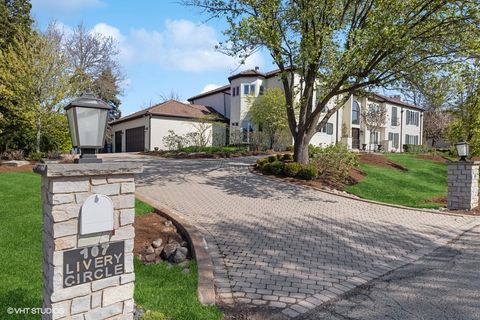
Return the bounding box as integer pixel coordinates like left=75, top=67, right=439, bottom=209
left=345, top=153, right=447, bottom=208
left=0, top=172, right=222, bottom=320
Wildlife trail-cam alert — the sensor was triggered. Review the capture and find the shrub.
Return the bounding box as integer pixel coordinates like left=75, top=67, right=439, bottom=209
left=285, top=145, right=293, bottom=152
left=267, top=155, right=277, bottom=163
left=261, top=162, right=274, bottom=174
left=28, top=151, right=46, bottom=161
left=47, top=150, right=62, bottom=160
left=284, top=162, right=302, bottom=177
left=314, top=143, right=358, bottom=184
left=282, top=153, right=293, bottom=161
left=270, top=161, right=284, bottom=175
left=297, top=163, right=318, bottom=180
left=403, top=144, right=433, bottom=153
left=0, top=149, right=24, bottom=160
left=308, top=144, right=322, bottom=158
left=256, top=157, right=269, bottom=168
left=276, top=153, right=283, bottom=160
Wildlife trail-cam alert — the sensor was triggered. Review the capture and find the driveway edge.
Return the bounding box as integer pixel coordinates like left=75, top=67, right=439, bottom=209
left=135, top=192, right=216, bottom=305
left=250, top=169, right=475, bottom=218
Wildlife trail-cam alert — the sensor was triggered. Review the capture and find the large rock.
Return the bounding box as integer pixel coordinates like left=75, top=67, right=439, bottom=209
left=162, top=241, right=180, bottom=259
left=144, top=253, right=156, bottom=262
left=172, top=249, right=187, bottom=263
left=152, top=238, right=163, bottom=248
left=145, top=245, right=155, bottom=254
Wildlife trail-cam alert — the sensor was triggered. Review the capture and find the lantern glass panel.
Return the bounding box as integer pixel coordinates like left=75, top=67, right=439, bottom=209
left=66, top=107, right=78, bottom=147
left=76, top=107, right=108, bottom=147
left=456, top=143, right=468, bottom=157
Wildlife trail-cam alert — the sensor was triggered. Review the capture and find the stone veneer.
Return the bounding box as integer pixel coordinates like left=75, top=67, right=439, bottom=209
left=447, top=161, right=479, bottom=210
left=34, top=163, right=143, bottom=320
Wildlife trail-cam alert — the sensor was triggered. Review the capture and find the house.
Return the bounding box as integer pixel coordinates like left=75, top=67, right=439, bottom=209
left=110, top=100, right=227, bottom=152
left=188, top=68, right=424, bottom=152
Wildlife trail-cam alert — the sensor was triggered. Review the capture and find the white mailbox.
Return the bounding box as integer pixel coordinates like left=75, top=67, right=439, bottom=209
left=80, top=194, right=114, bottom=235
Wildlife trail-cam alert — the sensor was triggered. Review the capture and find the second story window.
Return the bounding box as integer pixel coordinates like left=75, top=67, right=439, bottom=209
left=406, top=110, right=419, bottom=126
left=352, top=100, right=360, bottom=125
left=391, top=107, right=398, bottom=126
left=243, top=84, right=256, bottom=96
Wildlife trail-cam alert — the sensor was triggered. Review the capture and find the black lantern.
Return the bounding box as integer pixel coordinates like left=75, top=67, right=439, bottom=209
left=65, top=93, right=111, bottom=163
left=455, top=141, right=469, bottom=161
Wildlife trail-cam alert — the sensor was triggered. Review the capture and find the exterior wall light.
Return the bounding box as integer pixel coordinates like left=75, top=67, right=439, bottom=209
left=65, top=93, right=111, bottom=163
left=455, top=141, right=469, bottom=162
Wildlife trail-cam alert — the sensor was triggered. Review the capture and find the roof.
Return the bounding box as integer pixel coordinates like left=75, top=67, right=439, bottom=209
left=187, top=84, right=231, bottom=102
left=110, top=100, right=228, bottom=125
left=370, top=93, right=424, bottom=111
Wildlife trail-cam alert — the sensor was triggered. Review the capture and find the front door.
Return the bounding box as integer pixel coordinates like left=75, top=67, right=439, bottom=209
left=352, top=128, right=360, bottom=149
left=114, top=131, right=122, bottom=153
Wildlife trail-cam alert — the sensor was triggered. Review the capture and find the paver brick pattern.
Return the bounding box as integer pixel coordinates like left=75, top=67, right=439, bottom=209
left=108, top=155, right=479, bottom=317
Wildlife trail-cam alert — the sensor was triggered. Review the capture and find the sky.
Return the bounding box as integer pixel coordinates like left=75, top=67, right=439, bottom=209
left=30, top=0, right=273, bottom=116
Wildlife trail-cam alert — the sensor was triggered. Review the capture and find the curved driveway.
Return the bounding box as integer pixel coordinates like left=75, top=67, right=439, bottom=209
left=103, top=154, right=479, bottom=318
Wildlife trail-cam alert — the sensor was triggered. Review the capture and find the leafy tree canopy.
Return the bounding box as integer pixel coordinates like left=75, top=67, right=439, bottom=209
left=186, top=0, right=480, bottom=163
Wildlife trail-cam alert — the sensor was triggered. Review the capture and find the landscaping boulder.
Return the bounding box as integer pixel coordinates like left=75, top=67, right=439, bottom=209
left=162, top=240, right=180, bottom=259
left=172, top=249, right=187, bottom=263
left=145, top=245, right=155, bottom=254
left=152, top=238, right=163, bottom=248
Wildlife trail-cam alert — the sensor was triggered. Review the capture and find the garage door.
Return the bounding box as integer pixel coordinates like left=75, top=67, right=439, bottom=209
left=125, top=126, right=145, bottom=152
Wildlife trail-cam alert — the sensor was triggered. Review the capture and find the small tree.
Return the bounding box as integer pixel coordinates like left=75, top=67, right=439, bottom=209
left=249, top=88, right=289, bottom=150
left=360, top=102, right=387, bottom=146
left=424, top=110, right=450, bottom=147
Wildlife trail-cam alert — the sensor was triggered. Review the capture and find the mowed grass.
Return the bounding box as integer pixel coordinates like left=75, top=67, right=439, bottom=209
left=345, top=153, right=447, bottom=208
left=0, top=172, right=222, bottom=320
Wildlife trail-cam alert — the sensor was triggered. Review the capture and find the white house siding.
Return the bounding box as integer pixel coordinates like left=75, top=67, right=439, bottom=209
left=111, top=117, right=149, bottom=153
left=150, top=117, right=214, bottom=151
left=190, top=91, right=231, bottom=120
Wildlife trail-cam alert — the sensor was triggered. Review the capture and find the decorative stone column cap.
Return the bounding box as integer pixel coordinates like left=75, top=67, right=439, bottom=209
left=446, top=160, right=480, bottom=165
left=33, top=162, right=143, bottom=177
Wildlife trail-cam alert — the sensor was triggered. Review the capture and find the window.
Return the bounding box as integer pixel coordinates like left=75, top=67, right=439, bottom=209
left=391, top=107, right=398, bottom=126
left=321, top=123, right=334, bottom=135
left=370, top=131, right=379, bottom=144
left=243, top=84, right=250, bottom=95
left=405, top=134, right=419, bottom=145
left=352, top=100, right=360, bottom=125
left=259, top=85, right=264, bottom=95
left=243, top=84, right=256, bottom=95
left=406, top=110, right=419, bottom=126
left=388, top=132, right=399, bottom=148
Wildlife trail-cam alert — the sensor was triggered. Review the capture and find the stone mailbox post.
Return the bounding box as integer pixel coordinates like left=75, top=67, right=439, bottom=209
left=35, top=162, right=142, bottom=320
left=447, top=161, right=479, bottom=210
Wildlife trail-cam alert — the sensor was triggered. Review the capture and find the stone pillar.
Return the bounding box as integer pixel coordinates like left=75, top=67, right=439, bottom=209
left=35, top=163, right=142, bottom=320
left=447, top=161, right=479, bottom=210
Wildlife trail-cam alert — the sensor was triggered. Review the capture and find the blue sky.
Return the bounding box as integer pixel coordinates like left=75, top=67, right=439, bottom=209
left=31, top=0, right=272, bottom=115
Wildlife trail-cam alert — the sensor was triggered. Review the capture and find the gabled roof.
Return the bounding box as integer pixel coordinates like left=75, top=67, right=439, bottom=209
left=370, top=93, right=424, bottom=111
left=110, top=99, right=227, bottom=125
left=187, top=84, right=231, bottom=102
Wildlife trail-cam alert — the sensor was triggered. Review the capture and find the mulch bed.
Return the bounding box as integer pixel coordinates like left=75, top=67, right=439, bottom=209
left=0, top=164, right=34, bottom=173
left=133, top=213, right=186, bottom=257
left=416, top=154, right=447, bottom=163
left=359, top=153, right=408, bottom=171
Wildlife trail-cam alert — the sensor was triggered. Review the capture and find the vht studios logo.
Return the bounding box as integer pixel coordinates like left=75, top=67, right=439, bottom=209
left=63, top=241, right=125, bottom=287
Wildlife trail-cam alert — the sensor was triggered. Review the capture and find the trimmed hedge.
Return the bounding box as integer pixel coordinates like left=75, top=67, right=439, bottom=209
left=256, top=156, right=318, bottom=180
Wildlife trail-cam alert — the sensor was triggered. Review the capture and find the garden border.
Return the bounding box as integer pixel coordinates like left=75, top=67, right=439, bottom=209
left=135, top=193, right=216, bottom=305
left=250, top=169, right=477, bottom=218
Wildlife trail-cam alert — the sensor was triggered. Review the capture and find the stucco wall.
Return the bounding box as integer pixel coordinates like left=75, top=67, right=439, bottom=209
left=111, top=117, right=149, bottom=153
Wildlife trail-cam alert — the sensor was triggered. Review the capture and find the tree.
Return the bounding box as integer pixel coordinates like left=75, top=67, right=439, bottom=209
left=0, top=23, right=72, bottom=153
left=448, top=60, right=480, bottom=156
left=424, top=109, right=450, bottom=147
left=0, top=0, right=33, bottom=50
left=360, top=102, right=387, bottom=144
left=185, top=0, right=480, bottom=163
left=249, top=87, right=288, bottom=149
left=65, top=23, right=121, bottom=95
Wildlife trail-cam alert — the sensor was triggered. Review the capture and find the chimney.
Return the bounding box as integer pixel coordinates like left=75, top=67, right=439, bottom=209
left=390, top=95, right=402, bottom=101
left=254, top=66, right=259, bottom=71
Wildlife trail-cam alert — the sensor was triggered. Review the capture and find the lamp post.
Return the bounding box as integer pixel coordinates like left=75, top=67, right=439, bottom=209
left=455, top=140, right=469, bottom=162
left=65, top=93, right=111, bottom=163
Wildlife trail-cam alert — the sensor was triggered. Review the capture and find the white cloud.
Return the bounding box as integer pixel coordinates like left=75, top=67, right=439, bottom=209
left=90, top=19, right=265, bottom=72
left=32, top=0, right=105, bottom=13
left=201, top=84, right=223, bottom=93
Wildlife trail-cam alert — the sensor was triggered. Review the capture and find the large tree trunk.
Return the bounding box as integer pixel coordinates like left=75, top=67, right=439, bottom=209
left=293, top=133, right=310, bottom=164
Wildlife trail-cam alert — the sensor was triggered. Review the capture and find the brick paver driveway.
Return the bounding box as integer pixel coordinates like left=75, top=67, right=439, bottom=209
left=103, top=154, right=479, bottom=318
